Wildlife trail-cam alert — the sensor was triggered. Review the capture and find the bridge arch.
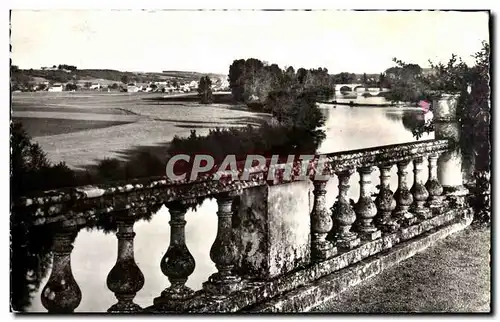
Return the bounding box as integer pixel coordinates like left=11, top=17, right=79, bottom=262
left=335, top=84, right=364, bottom=92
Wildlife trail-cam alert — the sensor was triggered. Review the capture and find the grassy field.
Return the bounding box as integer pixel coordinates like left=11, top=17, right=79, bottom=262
left=12, top=117, right=133, bottom=137
left=11, top=92, right=270, bottom=170
left=312, top=224, right=491, bottom=313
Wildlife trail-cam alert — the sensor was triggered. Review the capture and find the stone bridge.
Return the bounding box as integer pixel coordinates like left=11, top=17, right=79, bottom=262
left=334, top=84, right=391, bottom=96
left=12, top=94, right=472, bottom=313
left=335, top=84, right=365, bottom=92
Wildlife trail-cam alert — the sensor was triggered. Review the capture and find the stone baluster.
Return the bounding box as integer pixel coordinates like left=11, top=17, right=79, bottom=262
left=425, top=153, right=444, bottom=208
left=374, top=165, right=399, bottom=233
left=203, top=192, right=242, bottom=297
left=106, top=214, right=144, bottom=313
left=393, top=161, right=416, bottom=226
left=41, top=225, right=82, bottom=313
left=310, top=180, right=337, bottom=260
left=410, top=157, right=431, bottom=220
left=331, top=169, right=360, bottom=249
left=154, top=201, right=196, bottom=310
left=354, top=167, right=381, bottom=241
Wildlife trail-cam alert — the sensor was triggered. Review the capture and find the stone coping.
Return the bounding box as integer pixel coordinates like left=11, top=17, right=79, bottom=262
left=13, top=139, right=450, bottom=226
left=144, top=205, right=470, bottom=313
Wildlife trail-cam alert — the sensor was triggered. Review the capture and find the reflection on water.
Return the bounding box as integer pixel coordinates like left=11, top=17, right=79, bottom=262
left=317, top=105, right=432, bottom=154
left=332, top=95, right=390, bottom=106
left=24, top=105, right=434, bottom=312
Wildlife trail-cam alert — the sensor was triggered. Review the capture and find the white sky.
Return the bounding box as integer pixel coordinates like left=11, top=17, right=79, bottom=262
left=10, top=10, right=489, bottom=75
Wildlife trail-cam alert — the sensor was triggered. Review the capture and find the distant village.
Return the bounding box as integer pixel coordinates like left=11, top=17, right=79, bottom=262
left=37, top=79, right=230, bottom=94
left=10, top=65, right=231, bottom=93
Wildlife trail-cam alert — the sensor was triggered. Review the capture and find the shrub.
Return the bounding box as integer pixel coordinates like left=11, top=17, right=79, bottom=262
left=95, top=158, right=125, bottom=182
left=124, top=152, right=165, bottom=179
left=10, top=122, right=77, bottom=311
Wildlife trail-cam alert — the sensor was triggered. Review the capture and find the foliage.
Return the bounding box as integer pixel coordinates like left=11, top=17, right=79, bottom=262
left=197, top=76, right=213, bottom=104
left=57, top=64, right=77, bottom=71
left=332, top=72, right=357, bottom=84
left=10, top=68, right=194, bottom=91
left=468, top=171, right=491, bottom=224
left=396, top=41, right=491, bottom=223
left=167, top=89, right=326, bottom=172
left=10, top=122, right=78, bottom=311
left=378, top=73, right=390, bottom=89
left=65, top=83, right=78, bottom=91
left=167, top=124, right=322, bottom=168
left=228, top=58, right=334, bottom=104
left=10, top=122, right=165, bottom=311
left=383, top=59, right=430, bottom=103
left=362, top=73, right=368, bottom=85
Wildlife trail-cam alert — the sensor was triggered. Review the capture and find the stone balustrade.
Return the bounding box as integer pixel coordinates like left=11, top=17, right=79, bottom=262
left=10, top=137, right=470, bottom=313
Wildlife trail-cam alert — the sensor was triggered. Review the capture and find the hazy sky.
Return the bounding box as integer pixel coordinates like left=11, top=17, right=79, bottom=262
left=10, top=10, right=489, bottom=74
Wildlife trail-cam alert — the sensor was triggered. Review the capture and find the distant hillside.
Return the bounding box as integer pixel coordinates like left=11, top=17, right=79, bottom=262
left=11, top=67, right=227, bottom=86
left=161, top=70, right=226, bottom=80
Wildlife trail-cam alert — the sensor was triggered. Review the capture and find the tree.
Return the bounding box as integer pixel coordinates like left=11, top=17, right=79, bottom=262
left=65, top=83, right=77, bottom=91
left=228, top=59, right=246, bottom=102
left=10, top=122, right=77, bottom=311
left=120, top=75, right=129, bottom=84
left=334, top=72, right=356, bottom=84
left=243, top=58, right=265, bottom=101
left=57, top=64, right=77, bottom=71
left=362, top=73, right=368, bottom=85
left=383, top=59, right=428, bottom=102
left=378, top=73, right=388, bottom=90
left=197, top=76, right=213, bottom=104
left=296, top=68, right=308, bottom=84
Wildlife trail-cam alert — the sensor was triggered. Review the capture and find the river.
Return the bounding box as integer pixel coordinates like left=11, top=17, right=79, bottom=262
left=26, top=104, right=433, bottom=312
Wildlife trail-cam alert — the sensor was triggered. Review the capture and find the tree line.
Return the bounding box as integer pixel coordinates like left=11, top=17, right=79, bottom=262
left=227, top=58, right=336, bottom=104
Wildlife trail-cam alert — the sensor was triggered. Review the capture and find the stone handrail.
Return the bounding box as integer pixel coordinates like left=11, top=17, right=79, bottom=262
left=13, top=139, right=450, bottom=227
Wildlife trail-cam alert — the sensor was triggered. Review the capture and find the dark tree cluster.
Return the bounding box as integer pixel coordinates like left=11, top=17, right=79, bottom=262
left=197, top=76, right=213, bottom=104
left=386, top=42, right=490, bottom=223
left=228, top=58, right=334, bottom=104
left=57, top=64, right=77, bottom=71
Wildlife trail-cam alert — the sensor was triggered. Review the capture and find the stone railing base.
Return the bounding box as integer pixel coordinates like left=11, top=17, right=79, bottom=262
left=145, top=205, right=473, bottom=313
left=246, top=206, right=473, bottom=312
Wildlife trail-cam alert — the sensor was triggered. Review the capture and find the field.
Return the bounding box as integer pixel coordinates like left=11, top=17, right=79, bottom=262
left=11, top=92, right=270, bottom=170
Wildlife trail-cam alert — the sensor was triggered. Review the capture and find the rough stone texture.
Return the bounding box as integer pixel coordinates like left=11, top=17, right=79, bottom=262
left=154, top=204, right=196, bottom=311
left=234, top=182, right=311, bottom=279
left=106, top=219, right=144, bottom=313
left=203, top=195, right=242, bottom=297
left=41, top=228, right=82, bottom=313
left=245, top=207, right=473, bottom=312
left=268, top=181, right=312, bottom=276
left=233, top=186, right=269, bottom=278
left=144, top=205, right=470, bottom=313
left=310, top=181, right=337, bottom=261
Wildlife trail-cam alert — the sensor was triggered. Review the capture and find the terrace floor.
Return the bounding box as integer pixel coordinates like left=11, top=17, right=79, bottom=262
left=312, top=224, right=491, bottom=313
